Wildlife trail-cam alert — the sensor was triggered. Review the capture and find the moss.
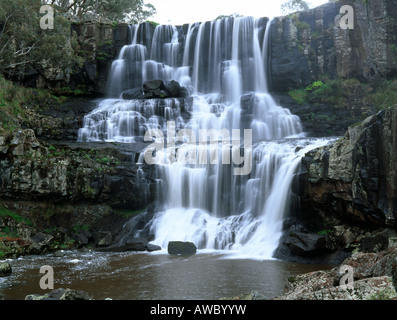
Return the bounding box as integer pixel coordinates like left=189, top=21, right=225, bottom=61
left=0, top=206, right=32, bottom=227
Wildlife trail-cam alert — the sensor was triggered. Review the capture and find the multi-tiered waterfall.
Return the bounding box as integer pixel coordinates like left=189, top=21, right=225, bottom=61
left=78, top=17, right=329, bottom=259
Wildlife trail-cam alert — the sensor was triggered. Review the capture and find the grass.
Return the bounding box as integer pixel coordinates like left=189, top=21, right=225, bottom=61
left=0, top=74, right=87, bottom=134
left=0, top=206, right=32, bottom=227
left=369, top=79, right=397, bottom=111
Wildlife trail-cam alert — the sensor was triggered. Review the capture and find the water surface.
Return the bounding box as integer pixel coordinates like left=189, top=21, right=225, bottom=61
left=0, top=251, right=331, bottom=300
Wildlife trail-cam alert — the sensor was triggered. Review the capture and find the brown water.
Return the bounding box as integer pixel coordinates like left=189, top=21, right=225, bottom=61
left=0, top=250, right=331, bottom=300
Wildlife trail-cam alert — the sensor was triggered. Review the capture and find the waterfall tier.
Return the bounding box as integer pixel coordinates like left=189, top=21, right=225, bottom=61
left=78, top=17, right=332, bottom=259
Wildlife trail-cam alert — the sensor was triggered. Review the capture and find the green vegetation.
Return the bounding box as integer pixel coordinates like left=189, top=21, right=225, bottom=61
left=288, top=79, right=344, bottom=106
left=0, top=206, right=32, bottom=258
left=281, top=0, right=309, bottom=15
left=369, top=79, right=397, bottom=111
left=0, top=0, right=83, bottom=79
left=288, top=78, right=397, bottom=112
left=0, top=206, right=32, bottom=227
left=0, top=74, right=67, bottom=133
left=73, top=223, right=89, bottom=234
left=47, top=0, right=156, bottom=24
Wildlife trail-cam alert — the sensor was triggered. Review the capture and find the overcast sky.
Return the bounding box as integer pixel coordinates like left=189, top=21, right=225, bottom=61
left=145, top=0, right=329, bottom=25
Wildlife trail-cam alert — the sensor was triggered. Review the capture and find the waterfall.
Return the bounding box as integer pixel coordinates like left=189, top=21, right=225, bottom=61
left=78, top=17, right=331, bottom=259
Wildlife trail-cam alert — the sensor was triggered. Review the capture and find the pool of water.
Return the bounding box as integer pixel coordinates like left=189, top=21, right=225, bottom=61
left=0, top=250, right=331, bottom=300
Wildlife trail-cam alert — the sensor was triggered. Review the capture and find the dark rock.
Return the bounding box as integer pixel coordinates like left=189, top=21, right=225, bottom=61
left=29, top=232, right=54, bottom=251
left=0, top=262, right=12, bottom=277
left=300, top=106, right=397, bottom=229
left=125, top=238, right=148, bottom=251
left=97, top=232, right=112, bottom=247
left=164, top=80, right=182, bottom=97
left=287, top=231, right=327, bottom=256
left=143, top=80, right=165, bottom=93
left=25, top=288, right=92, bottom=300
left=168, top=241, right=197, bottom=256
left=147, top=243, right=162, bottom=252
left=122, top=88, right=146, bottom=100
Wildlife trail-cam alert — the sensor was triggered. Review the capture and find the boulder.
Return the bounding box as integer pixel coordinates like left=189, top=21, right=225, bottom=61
left=121, top=87, right=146, bottom=100
left=0, top=262, right=12, bottom=277
left=167, top=241, right=197, bottom=256
left=143, top=80, right=169, bottom=99
left=25, top=288, right=92, bottom=300
left=97, top=232, right=112, bottom=247
left=125, top=238, right=148, bottom=251
left=164, top=80, right=182, bottom=97
left=147, top=243, right=162, bottom=252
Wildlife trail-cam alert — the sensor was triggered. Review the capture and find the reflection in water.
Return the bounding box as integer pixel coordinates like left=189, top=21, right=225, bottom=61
left=0, top=251, right=331, bottom=300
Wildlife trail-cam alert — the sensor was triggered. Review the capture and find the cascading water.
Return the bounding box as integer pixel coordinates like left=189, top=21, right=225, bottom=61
left=78, top=17, right=332, bottom=259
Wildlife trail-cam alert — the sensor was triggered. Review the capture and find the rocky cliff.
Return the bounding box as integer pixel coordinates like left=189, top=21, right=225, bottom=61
left=273, top=105, right=397, bottom=265
left=301, top=105, right=397, bottom=228
left=34, top=0, right=397, bottom=96
left=270, top=0, right=397, bottom=92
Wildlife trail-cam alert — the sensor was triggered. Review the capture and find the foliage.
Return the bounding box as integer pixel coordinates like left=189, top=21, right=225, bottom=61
left=215, top=13, right=243, bottom=20
left=281, top=0, right=310, bottom=15
left=369, top=79, right=397, bottom=111
left=0, top=0, right=83, bottom=80
left=0, top=74, right=66, bottom=133
left=288, top=79, right=344, bottom=105
left=43, top=0, right=156, bottom=23
left=0, top=206, right=33, bottom=226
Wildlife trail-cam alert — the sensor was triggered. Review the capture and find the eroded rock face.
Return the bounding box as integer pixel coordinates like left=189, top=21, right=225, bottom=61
left=0, top=129, right=155, bottom=207
left=300, top=105, right=397, bottom=228
left=270, top=0, right=397, bottom=92
left=274, top=248, right=397, bottom=300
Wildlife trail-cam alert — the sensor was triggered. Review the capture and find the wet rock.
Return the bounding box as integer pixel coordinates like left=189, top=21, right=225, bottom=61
left=121, top=87, right=146, bottom=100
left=125, top=238, right=148, bottom=251
left=143, top=80, right=169, bottom=99
left=53, top=250, right=68, bottom=257
left=29, top=232, right=54, bottom=252
left=286, top=231, right=327, bottom=256
left=147, top=243, right=162, bottom=252
left=97, top=232, right=112, bottom=247
left=0, top=262, right=12, bottom=277
left=25, top=288, right=92, bottom=300
left=168, top=241, right=197, bottom=256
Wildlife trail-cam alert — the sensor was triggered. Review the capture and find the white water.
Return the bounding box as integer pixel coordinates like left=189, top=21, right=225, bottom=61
left=78, top=17, right=334, bottom=260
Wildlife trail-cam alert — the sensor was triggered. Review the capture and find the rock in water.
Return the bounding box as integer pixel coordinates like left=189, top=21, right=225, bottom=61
left=0, top=262, right=12, bottom=277
left=164, top=80, right=182, bottom=97
left=25, top=288, right=92, bottom=300
left=122, top=87, right=146, bottom=100
left=167, top=241, right=197, bottom=256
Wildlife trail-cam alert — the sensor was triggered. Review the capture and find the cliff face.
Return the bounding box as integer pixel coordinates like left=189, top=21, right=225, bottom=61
left=270, top=0, right=397, bottom=92
left=35, top=0, right=397, bottom=95
left=300, top=105, right=397, bottom=228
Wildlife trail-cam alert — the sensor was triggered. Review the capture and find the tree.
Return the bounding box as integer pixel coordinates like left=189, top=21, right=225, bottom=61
left=0, top=0, right=83, bottom=80
left=42, top=0, right=156, bottom=23
left=281, top=0, right=310, bottom=15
